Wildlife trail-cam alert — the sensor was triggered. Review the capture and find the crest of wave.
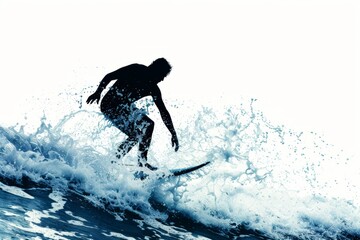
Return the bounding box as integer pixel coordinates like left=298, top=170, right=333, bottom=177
left=0, top=111, right=165, bottom=221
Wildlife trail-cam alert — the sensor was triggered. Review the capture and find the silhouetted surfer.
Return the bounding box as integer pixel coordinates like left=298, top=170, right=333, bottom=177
left=86, top=58, right=179, bottom=170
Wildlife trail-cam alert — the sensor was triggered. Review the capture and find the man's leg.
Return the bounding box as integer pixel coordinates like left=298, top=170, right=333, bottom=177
left=115, top=118, right=140, bottom=159
left=103, top=106, right=139, bottom=160
left=105, top=105, right=157, bottom=170
left=116, top=136, right=137, bottom=159
left=135, top=114, right=156, bottom=170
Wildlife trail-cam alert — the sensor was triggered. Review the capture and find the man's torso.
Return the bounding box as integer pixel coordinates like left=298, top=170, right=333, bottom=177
left=100, top=64, right=159, bottom=112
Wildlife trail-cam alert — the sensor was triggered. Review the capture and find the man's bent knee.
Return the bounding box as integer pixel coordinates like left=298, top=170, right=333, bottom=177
left=137, top=116, right=154, bottom=132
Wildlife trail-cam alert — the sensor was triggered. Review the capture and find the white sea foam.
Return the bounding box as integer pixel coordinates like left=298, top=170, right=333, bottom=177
left=0, top=182, right=34, bottom=200
left=0, top=100, right=359, bottom=239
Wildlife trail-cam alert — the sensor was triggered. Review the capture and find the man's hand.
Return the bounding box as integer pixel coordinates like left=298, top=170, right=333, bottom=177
left=171, top=134, right=179, bottom=152
left=86, top=91, right=101, bottom=104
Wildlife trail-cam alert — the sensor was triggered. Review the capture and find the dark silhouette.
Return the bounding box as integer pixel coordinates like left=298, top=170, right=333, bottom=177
left=87, top=58, right=179, bottom=170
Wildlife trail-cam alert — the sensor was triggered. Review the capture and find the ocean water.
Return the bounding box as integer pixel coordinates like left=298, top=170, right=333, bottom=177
left=1, top=98, right=360, bottom=240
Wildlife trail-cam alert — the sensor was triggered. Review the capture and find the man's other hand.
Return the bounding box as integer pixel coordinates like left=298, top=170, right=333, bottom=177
left=86, top=92, right=101, bottom=104
left=171, top=134, right=179, bottom=152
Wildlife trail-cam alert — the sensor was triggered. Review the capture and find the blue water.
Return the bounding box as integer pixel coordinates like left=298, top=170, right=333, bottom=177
left=1, top=99, right=360, bottom=239
left=1, top=186, right=259, bottom=239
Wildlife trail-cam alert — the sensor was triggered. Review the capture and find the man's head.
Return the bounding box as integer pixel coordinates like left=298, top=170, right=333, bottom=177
left=148, top=58, right=172, bottom=83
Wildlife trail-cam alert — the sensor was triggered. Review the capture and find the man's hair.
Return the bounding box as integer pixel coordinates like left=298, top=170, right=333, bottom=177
left=149, top=58, right=172, bottom=77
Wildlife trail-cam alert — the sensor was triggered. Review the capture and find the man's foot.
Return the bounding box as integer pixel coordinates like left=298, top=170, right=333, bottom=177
left=138, top=161, right=158, bottom=171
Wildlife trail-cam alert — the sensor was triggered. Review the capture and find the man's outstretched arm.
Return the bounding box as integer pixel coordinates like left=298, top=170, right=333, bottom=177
left=86, top=67, right=128, bottom=104
left=153, top=91, right=179, bottom=151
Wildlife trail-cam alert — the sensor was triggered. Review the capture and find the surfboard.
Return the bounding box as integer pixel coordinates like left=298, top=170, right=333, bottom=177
left=133, top=161, right=211, bottom=180
left=169, top=161, right=211, bottom=177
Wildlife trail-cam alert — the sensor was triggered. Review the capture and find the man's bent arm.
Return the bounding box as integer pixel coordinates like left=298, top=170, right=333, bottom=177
left=87, top=67, right=128, bottom=104
left=153, top=92, right=179, bottom=151
left=94, top=70, right=120, bottom=94
left=153, top=92, right=176, bottom=135
left=160, top=107, right=177, bottom=137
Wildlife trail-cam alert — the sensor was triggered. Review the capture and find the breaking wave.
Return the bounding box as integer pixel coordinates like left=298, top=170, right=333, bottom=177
left=1, top=99, right=360, bottom=239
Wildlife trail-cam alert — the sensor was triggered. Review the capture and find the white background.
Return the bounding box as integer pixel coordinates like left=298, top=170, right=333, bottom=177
left=0, top=0, right=359, bottom=156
